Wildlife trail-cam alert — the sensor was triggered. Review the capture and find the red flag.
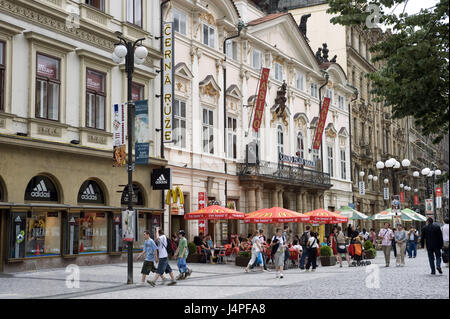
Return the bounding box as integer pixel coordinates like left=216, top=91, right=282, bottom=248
left=252, top=68, right=270, bottom=132
left=414, top=194, right=419, bottom=205
left=313, top=97, right=331, bottom=150
left=400, top=192, right=405, bottom=203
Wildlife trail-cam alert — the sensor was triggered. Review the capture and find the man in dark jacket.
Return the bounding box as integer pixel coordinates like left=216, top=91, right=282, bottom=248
left=421, top=218, right=444, bottom=275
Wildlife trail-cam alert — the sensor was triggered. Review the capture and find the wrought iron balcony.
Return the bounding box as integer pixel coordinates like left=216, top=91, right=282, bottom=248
left=237, top=161, right=332, bottom=188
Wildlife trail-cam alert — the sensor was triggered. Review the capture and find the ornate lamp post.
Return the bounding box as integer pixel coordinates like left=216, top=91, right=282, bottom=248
left=112, top=33, right=148, bottom=284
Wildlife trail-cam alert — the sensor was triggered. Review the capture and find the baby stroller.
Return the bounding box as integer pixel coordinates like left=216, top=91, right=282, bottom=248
left=350, top=241, right=371, bottom=266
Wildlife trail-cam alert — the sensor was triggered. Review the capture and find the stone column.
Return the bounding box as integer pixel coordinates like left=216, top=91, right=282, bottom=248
left=271, top=188, right=278, bottom=208
left=296, top=192, right=303, bottom=234
left=255, top=186, right=263, bottom=210
left=247, top=187, right=256, bottom=233
left=278, top=188, right=283, bottom=208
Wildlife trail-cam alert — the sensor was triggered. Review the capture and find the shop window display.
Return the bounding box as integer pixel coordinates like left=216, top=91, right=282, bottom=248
left=79, top=212, right=107, bottom=253
left=8, top=212, right=26, bottom=259
left=111, top=213, right=124, bottom=252
left=26, top=212, right=61, bottom=257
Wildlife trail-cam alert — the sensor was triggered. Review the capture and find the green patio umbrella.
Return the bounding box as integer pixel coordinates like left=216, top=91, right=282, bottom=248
left=401, top=208, right=427, bottom=222
left=336, top=206, right=369, bottom=220
left=369, top=208, right=416, bottom=221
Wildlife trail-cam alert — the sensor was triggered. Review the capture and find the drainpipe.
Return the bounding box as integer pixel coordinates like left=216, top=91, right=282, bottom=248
left=318, top=71, right=329, bottom=174
left=347, top=84, right=359, bottom=206
left=222, top=21, right=245, bottom=206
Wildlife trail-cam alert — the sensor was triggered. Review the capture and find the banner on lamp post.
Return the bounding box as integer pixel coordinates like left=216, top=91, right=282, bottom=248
left=113, top=104, right=126, bottom=167
left=400, top=192, right=405, bottom=203
left=252, top=68, right=270, bottom=132
left=312, top=97, right=331, bottom=150
left=198, top=192, right=207, bottom=234
left=359, top=181, right=365, bottom=195
left=122, top=210, right=136, bottom=242
left=425, top=199, right=433, bottom=217
left=436, top=187, right=442, bottom=209
left=134, top=100, right=150, bottom=165
left=414, top=194, right=419, bottom=206
left=384, top=188, right=389, bottom=200
left=163, top=22, right=174, bottom=143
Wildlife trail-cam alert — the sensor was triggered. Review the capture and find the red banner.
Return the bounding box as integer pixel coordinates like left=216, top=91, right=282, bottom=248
left=400, top=192, right=405, bottom=203
left=414, top=194, right=419, bottom=205
left=252, top=68, right=270, bottom=132
left=313, top=97, right=331, bottom=150
left=436, top=187, right=442, bottom=197
left=198, top=192, right=207, bottom=234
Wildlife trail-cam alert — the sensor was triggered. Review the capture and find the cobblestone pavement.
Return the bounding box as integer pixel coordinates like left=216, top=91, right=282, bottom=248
left=0, top=249, right=447, bottom=299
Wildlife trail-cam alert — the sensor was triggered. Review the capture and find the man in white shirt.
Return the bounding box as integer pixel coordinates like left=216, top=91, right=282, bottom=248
left=442, top=218, right=449, bottom=267
left=147, top=228, right=177, bottom=287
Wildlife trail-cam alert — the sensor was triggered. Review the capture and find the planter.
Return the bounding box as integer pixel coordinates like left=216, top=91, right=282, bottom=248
left=235, top=256, right=251, bottom=267
left=364, top=249, right=376, bottom=259
left=319, top=255, right=337, bottom=266
left=186, top=254, right=202, bottom=263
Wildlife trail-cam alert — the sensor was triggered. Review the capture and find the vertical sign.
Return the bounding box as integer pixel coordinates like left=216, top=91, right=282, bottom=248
left=163, top=22, right=174, bottom=143
left=113, top=104, right=126, bottom=167
left=252, top=68, right=271, bottom=132
left=313, top=97, right=331, bottom=150
left=444, top=181, right=449, bottom=199
left=383, top=188, right=389, bottom=200
left=198, top=192, right=207, bottom=235
left=436, top=187, right=442, bottom=209
left=359, top=181, right=365, bottom=195
left=134, top=100, right=150, bottom=164
left=414, top=194, right=419, bottom=206
left=425, top=199, right=433, bottom=217
left=400, top=192, right=405, bottom=203
left=122, top=210, right=136, bottom=242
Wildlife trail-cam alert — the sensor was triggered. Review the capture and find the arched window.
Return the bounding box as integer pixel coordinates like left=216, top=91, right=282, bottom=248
left=24, top=175, right=59, bottom=202
left=77, top=180, right=105, bottom=204
left=121, top=183, right=145, bottom=206
left=277, top=125, right=284, bottom=155
left=297, top=131, right=305, bottom=158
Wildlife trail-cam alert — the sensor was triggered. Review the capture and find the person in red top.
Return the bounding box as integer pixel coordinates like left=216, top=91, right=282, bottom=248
left=329, top=226, right=338, bottom=255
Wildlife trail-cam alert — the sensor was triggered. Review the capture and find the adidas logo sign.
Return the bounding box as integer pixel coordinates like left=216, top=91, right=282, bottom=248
left=81, top=184, right=98, bottom=201
left=31, top=180, right=51, bottom=198
left=155, top=174, right=168, bottom=185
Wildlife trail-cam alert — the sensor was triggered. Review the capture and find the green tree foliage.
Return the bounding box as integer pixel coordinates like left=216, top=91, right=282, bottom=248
left=327, top=0, right=449, bottom=143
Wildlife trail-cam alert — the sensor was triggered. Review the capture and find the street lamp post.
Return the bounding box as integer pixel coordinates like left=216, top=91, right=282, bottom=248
left=376, top=158, right=410, bottom=200
left=421, top=167, right=442, bottom=221
left=112, top=33, right=148, bottom=284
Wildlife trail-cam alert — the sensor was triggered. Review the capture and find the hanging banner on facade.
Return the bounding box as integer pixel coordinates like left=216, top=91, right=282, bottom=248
left=151, top=168, right=172, bottom=190
left=122, top=210, right=136, bottom=242
left=313, top=97, right=331, bottom=150
left=414, top=194, right=419, bottom=206
left=400, top=192, right=405, bottom=203
left=383, top=188, right=389, bottom=200
left=252, top=67, right=270, bottom=132
left=113, top=104, right=126, bottom=167
left=198, top=192, right=207, bottom=234
left=163, top=22, right=174, bottom=143
left=359, top=181, right=365, bottom=195
left=134, top=100, right=150, bottom=165
left=436, top=187, right=442, bottom=209
left=425, top=199, right=433, bottom=217
left=444, top=181, right=449, bottom=199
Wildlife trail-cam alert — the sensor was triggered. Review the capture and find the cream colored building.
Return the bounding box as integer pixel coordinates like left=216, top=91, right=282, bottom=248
left=0, top=0, right=165, bottom=272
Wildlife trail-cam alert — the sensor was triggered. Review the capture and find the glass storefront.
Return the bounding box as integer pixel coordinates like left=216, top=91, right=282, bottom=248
left=79, top=212, right=107, bottom=254
left=111, top=212, right=124, bottom=253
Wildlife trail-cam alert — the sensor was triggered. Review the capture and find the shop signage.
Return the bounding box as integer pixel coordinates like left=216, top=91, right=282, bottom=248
left=134, top=100, right=150, bottom=165
left=166, top=186, right=184, bottom=215
left=425, top=199, right=433, bottom=216
left=278, top=153, right=316, bottom=169
left=37, top=54, right=58, bottom=79
left=383, top=187, right=389, bottom=200
left=163, top=22, right=174, bottom=143
left=436, top=187, right=442, bottom=197
left=312, top=97, right=331, bottom=150
left=399, top=192, right=405, bottom=203
left=122, top=210, right=137, bottom=242
left=198, top=192, right=207, bottom=234
left=121, top=184, right=144, bottom=206
left=77, top=180, right=104, bottom=204
left=359, top=181, right=365, bottom=195
left=252, top=67, right=270, bottom=132
left=151, top=168, right=172, bottom=190
left=436, top=187, right=442, bottom=209
left=414, top=194, right=419, bottom=206
left=113, top=103, right=126, bottom=167
left=25, top=176, right=58, bottom=202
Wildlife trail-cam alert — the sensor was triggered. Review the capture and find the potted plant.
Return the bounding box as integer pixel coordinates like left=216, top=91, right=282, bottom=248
left=363, top=241, right=377, bottom=259
left=319, top=245, right=337, bottom=266
left=186, top=242, right=201, bottom=263
left=235, top=251, right=251, bottom=267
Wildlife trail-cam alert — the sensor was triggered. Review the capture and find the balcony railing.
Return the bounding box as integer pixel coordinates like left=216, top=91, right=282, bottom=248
left=237, top=161, right=331, bottom=187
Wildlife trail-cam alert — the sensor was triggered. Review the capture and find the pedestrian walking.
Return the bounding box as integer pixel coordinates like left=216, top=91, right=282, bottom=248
left=407, top=227, right=419, bottom=258
left=392, top=228, right=397, bottom=258
left=147, top=227, right=177, bottom=287
left=250, top=229, right=268, bottom=270
left=299, top=225, right=311, bottom=270
left=336, top=226, right=350, bottom=267
left=305, top=232, right=319, bottom=271
left=283, top=226, right=291, bottom=269
left=442, top=218, right=449, bottom=267
left=271, top=228, right=287, bottom=279
left=395, top=225, right=407, bottom=267
left=329, top=227, right=338, bottom=256
left=369, top=228, right=377, bottom=246
left=359, top=228, right=370, bottom=242
left=174, top=230, right=192, bottom=280
left=421, top=218, right=444, bottom=275
left=137, top=230, right=157, bottom=284
left=378, top=223, right=394, bottom=267
left=245, top=230, right=266, bottom=273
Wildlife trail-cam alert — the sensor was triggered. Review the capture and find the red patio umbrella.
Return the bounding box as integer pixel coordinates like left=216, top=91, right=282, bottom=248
left=184, top=205, right=245, bottom=220
left=302, top=208, right=349, bottom=224
left=244, top=207, right=308, bottom=224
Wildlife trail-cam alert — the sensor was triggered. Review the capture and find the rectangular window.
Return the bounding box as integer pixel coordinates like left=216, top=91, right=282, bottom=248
left=338, top=96, right=344, bottom=110
left=174, top=99, right=186, bottom=149
left=173, top=9, right=187, bottom=35
left=252, top=49, right=262, bottom=69
left=325, top=88, right=333, bottom=105
left=36, top=53, right=60, bottom=121
left=340, top=150, right=347, bottom=179
left=310, top=83, right=318, bottom=98
left=226, top=40, right=238, bottom=60
left=274, top=62, right=283, bottom=81
left=126, top=0, right=142, bottom=27
left=313, top=149, right=319, bottom=167
left=85, top=0, right=105, bottom=11
left=86, top=69, right=106, bottom=130
left=131, top=82, right=144, bottom=102
left=66, top=212, right=107, bottom=254
left=202, top=108, right=214, bottom=154
left=227, top=116, right=237, bottom=159
left=25, top=212, right=61, bottom=257
left=328, top=146, right=334, bottom=177
left=0, top=41, right=5, bottom=112
left=296, top=72, right=304, bottom=91
left=203, top=24, right=215, bottom=48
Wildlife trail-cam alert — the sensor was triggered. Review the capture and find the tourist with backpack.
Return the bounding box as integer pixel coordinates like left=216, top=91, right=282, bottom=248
left=299, top=226, right=311, bottom=270
left=305, top=232, right=319, bottom=271
left=147, top=227, right=177, bottom=287
left=271, top=228, right=287, bottom=279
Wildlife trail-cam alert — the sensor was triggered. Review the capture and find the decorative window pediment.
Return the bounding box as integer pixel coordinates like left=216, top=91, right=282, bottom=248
left=338, top=127, right=349, bottom=137
left=175, top=62, right=193, bottom=80
left=199, top=75, right=220, bottom=97
left=294, top=112, right=309, bottom=128
left=226, top=85, right=242, bottom=100
left=310, top=116, right=319, bottom=128
left=325, top=123, right=337, bottom=138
